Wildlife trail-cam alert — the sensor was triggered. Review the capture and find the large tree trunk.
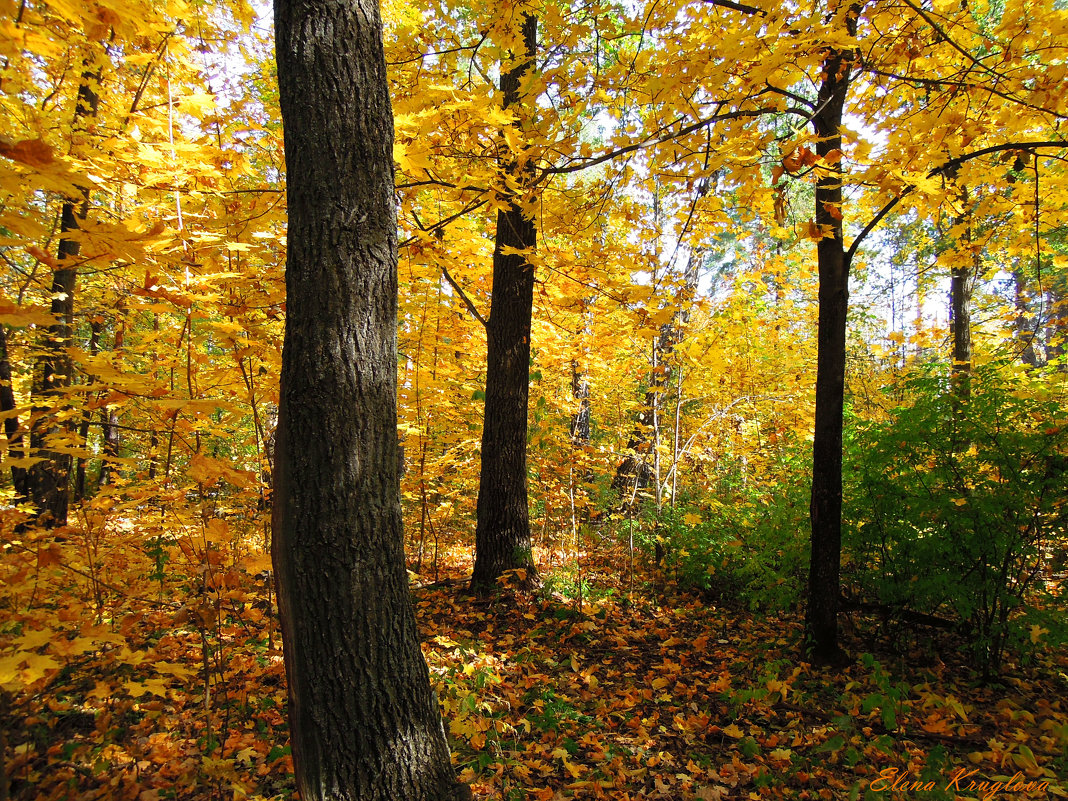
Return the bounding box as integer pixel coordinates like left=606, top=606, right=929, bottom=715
left=806, top=24, right=856, bottom=665
left=471, top=12, right=539, bottom=593
left=272, top=2, right=463, bottom=799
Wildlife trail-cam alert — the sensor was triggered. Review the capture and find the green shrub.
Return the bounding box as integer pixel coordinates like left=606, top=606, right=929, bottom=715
left=843, top=362, right=1068, bottom=674
left=647, top=448, right=811, bottom=613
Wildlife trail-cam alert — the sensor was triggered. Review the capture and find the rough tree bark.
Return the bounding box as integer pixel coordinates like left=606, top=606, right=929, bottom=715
left=272, top=1, right=464, bottom=799
left=471, top=11, right=540, bottom=593
left=806, top=9, right=858, bottom=665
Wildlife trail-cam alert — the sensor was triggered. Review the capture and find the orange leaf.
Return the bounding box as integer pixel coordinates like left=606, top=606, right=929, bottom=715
left=0, top=137, right=56, bottom=168
left=37, top=543, right=63, bottom=568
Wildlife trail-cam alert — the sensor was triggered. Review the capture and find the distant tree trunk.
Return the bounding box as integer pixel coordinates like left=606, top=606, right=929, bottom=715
left=570, top=357, right=590, bottom=445
left=148, top=314, right=160, bottom=481
left=806, top=19, right=856, bottom=665
left=471, top=11, right=539, bottom=594
left=97, top=316, right=124, bottom=490
left=1013, top=267, right=1038, bottom=367
left=23, top=67, right=100, bottom=526
left=949, top=200, right=975, bottom=401
left=1046, top=282, right=1066, bottom=367
left=74, top=319, right=102, bottom=502
left=612, top=250, right=699, bottom=498
left=949, top=265, right=974, bottom=391
left=272, top=1, right=463, bottom=799
left=0, top=326, right=26, bottom=499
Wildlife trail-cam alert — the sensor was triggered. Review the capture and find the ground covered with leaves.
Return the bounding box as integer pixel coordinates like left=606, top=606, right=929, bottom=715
left=4, top=540, right=1067, bottom=801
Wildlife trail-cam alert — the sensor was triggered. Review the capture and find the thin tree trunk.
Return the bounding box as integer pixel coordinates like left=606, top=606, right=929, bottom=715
left=471, top=11, right=539, bottom=593
left=0, top=326, right=26, bottom=500
left=74, top=319, right=102, bottom=502
left=23, top=66, right=101, bottom=526
left=1013, top=267, right=1038, bottom=367
left=570, top=357, right=590, bottom=445
left=98, top=318, right=124, bottom=489
left=949, top=257, right=974, bottom=395
left=806, top=15, right=857, bottom=665
left=272, top=0, right=464, bottom=798
left=949, top=198, right=975, bottom=401
left=1046, top=284, right=1066, bottom=367
left=613, top=251, right=699, bottom=497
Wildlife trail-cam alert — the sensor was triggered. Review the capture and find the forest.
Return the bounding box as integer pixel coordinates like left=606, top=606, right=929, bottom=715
left=1, top=0, right=1067, bottom=798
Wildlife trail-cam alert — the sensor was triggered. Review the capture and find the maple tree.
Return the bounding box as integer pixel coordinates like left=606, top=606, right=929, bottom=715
left=271, top=0, right=464, bottom=798
left=470, top=7, right=540, bottom=594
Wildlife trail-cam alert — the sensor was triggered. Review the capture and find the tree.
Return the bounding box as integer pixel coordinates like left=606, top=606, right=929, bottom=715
left=804, top=4, right=858, bottom=665
left=19, top=62, right=101, bottom=527
left=948, top=200, right=976, bottom=401
left=271, top=0, right=464, bottom=798
left=470, top=10, right=540, bottom=593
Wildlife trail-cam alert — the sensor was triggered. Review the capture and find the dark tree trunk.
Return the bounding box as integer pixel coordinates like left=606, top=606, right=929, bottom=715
left=272, top=2, right=463, bottom=799
left=23, top=68, right=100, bottom=526
left=949, top=223, right=975, bottom=400
left=0, top=326, right=26, bottom=500
left=74, top=320, right=102, bottom=502
left=806, top=25, right=856, bottom=665
left=98, top=319, right=124, bottom=490
left=471, top=12, right=539, bottom=594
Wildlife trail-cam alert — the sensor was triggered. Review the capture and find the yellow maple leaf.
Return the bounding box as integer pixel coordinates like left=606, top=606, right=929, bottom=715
left=50, top=637, right=100, bottom=658
left=16, top=628, right=53, bottom=650
left=22, top=653, right=59, bottom=682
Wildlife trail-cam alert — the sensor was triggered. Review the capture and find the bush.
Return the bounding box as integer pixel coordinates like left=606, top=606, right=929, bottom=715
left=647, top=447, right=811, bottom=613
left=843, top=363, right=1068, bottom=675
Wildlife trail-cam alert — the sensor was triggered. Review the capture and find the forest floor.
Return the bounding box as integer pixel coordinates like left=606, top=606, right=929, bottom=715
left=7, top=546, right=1068, bottom=801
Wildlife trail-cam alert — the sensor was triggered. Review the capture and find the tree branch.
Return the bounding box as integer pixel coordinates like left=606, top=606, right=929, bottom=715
left=398, top=197, right=489, bottom=249
left=845, top=139, right=1067, bottom=267
left=439, top=262, right=488, bottom=327
left=701, top=0, right=765, bottom=15
left=541, top=107, right=777, bottom=176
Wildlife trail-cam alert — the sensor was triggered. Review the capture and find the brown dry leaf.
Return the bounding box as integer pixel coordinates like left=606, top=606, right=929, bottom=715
left=0, top=137, right=56, bottom=167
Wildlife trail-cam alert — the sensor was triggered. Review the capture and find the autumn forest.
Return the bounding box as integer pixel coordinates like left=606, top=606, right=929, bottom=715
left=1, top=0, right=1067, bottom=798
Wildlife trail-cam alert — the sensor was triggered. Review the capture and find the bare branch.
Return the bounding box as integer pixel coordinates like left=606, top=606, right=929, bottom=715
left=701, top=0, right=765, bottom=15
left=439, top=262, right=488, bottom=327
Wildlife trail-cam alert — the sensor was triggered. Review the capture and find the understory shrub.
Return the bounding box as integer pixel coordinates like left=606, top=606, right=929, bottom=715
left=843, top=362, right=1068, bottom=675
left=647, top=446, right=811, bottom=612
